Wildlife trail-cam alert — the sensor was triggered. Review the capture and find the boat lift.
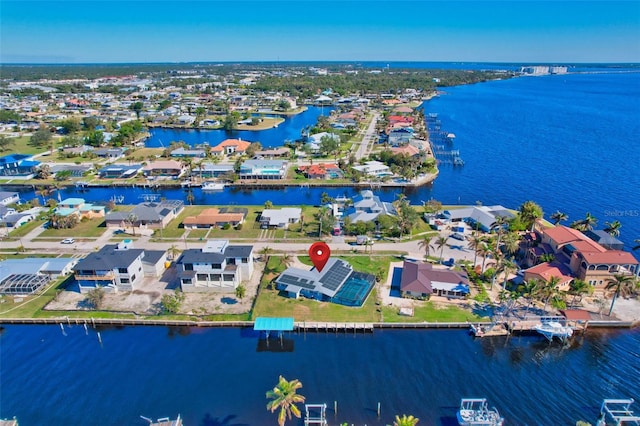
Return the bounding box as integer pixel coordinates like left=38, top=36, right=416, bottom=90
left=597, top=399, right=640, bottom=426
left=304, top=404, right=327, bottom=426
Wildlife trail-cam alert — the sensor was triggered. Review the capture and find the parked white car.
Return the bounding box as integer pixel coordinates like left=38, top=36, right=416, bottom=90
left=61, top=238, right=75, bottom=244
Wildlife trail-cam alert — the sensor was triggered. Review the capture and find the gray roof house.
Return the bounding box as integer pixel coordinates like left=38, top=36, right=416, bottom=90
left=73, top=241, right=166, bottom=293
left=583, top=230, right=625, bottom=251
left=400, top=260, right=470, bottom=299
left=275, top=258, right=375, bottom=306
left=105, top=200, right=184, bottom=229
left=442, top=205, right=515, bottom=232
left=260, top=208, right=302, bottom=229
left=0, top=257, right=78, bottom=295
left=177, top=240, right=254, bottom=292
left=0, top=191, right=19, bottom=206
left=346, top=190, right=396, bottom=223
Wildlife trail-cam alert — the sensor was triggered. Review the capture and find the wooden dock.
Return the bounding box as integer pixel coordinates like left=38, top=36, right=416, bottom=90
left=296, top=322, right=374, bottom=333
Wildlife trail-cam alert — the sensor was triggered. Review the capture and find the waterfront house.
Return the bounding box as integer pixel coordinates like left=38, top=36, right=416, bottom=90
left=210, top=138, right=251, bottom=156
left=170, top=147, right=207, bottom=158
left=388, top=128, right=414, bottom=146
left=176, top=240, right=254, bottom=292
left=73, top=241, right=167, bottom=293
left=399, top=260, right=470, bottom=299
left=50, top=164, right=92, bottom=178
left=523, top=262, right=574, bottom=291
left=191, top=162, right=234, bottom=179
left=182, top=207, right=247, bottom=229
left=0, top=207, right=35, bottom=234
left=352, top=161, right=392, bottom=178
left=570, top=250, right=638, bottom=287
left=0, top=154, right=40, bottom=178
left=142, top=160, right=186, bottom=178
left=239, top=159, right=288, bottom=180
left=297, top=163, right=343, bottom=180
left=259, top=207, right=302, bottom=229
left=345, top=190, right=396, bottom=223
left=98, top=164, right=141, bottom=179
left=442, top=205, right=515, bottom=233
left=105, top=200, right=184, bottom=230
left=0, top=191, right=19, bottom=206
left=0, top=257, right=78, bottom=295
left=275, top=258, right=375, bottom=306
left=54, top=198, right=106, bottom=220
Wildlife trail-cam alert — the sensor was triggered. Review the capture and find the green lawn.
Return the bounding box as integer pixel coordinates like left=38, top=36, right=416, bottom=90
left=4, top=135, right=43, bottom=155
left=0, top=276, right=70, bottom=318
left=381, top=303, right=488, bottom=323
left=37, top=217, right=107, bottom=239
left=8, top=218, right=46, bottom=238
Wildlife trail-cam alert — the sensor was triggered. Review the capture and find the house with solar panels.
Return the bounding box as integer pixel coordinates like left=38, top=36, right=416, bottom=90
left=275, top=258, right=375, bottom=307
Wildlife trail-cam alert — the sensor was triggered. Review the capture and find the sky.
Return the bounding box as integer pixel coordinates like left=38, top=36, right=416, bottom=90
left=1, top=1, right=639, bottom=64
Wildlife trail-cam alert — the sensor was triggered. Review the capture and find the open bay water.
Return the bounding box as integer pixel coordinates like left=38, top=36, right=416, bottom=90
left=1, top=325, right=639, bottom=425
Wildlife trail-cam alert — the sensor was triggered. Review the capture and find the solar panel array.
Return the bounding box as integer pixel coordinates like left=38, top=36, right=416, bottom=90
left=278, top=273, right=316, bottom=290
left=319, top=261, right=351, bottom=291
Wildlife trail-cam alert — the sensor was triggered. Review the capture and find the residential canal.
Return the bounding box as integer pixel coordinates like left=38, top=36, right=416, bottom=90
left=1, top=324, right=638, bottom=425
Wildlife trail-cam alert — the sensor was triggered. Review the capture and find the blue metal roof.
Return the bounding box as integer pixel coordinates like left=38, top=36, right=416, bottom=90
left=254, top=317, right=294, bottom=331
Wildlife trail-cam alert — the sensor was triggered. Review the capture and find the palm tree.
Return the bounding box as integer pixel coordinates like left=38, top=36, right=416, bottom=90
left=550, top=210, right=568, bottom=225
left=603, top=220, right=622, bottom=237
left=167, top=244, right=181, bottom=261
left=491, top=215, right=509, bottom=251
left=519, top=200, right=543, bottom=231
left=568, top=279, right=592, bottom=307
left=417, top=235, right=433, bottom=260
left=478, top=242, right=492, bottom=274
left=431, top=235, right=448, bottom=264
left=394, top=414, right=419, bottom=426
left=466, top=232, right=483, bottom=267
left=502, top=232, right=520, bottom=258
left=260, top=246, right=274, bottom=262
left=605, top=274, right=638, bottom=317
left=186, top=190, right=195, bottom=205
left=521, top=279, right=541, bottom=314
left=500, top=258, right=518, bottom=289
left=571, top=212, right=598, bottom=231
left=266, top=375, right=305, bottom=426
left=280, top=253, right=294, bottom=269
left=127, top=212, right=138, bottom=236
left=541, top=276, right=561, bottom=313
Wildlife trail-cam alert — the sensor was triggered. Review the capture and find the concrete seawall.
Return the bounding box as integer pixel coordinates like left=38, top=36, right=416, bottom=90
left=1, top=317, right=637, bottom=330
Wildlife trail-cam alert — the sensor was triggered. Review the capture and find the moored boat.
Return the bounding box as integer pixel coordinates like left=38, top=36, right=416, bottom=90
left=202, top=182, right=225, bottom=191
left=534, top=320, right=573, bottom=342
left=470, top=322, right=509, bottom=338
left=457, top=398, right=504, bottom=426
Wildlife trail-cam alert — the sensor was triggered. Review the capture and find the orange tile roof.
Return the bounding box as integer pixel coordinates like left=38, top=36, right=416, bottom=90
left=210, top=139, right=252, bottom=153
left=391, top=145, right=420, bottom=156
left=524, top=262, right=573, bottom=284
left=183, top=208, right=245, bottom=225
left=544, top=226, right=606, bottom=252
left=578, top=250, right=638, bottom=265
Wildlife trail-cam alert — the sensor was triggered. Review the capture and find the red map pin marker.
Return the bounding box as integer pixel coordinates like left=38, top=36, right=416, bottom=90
left=309, top=242, right=330, bottom=272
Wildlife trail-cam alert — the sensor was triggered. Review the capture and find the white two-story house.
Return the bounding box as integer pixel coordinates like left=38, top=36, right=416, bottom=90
left=177, top=240, right=254, bottom=292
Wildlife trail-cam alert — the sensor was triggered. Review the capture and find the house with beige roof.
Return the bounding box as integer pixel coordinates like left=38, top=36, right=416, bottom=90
left=182, top=208, right=247, bottom=229
left=400, top=260, right=470, bottom=299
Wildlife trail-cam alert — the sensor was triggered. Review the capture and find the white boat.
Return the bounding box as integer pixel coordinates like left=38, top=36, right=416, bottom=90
left=534, top=320, right=573, bottom=342
left=597, top=398, right=640, bottom=426
left=457, top=398, right=504, bottom=426
left=202, top=182, right=225, bottom=191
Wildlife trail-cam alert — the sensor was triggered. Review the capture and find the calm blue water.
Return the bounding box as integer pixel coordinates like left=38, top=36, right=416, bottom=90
left=1, top=325, right=639, bottom=426
left=145, top=106, right=334, bottom=149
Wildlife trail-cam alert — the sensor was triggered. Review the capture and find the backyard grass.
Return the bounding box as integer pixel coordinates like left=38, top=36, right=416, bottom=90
left=381, top=303, right=487, bottom=323
left=0, top=276, right=70, bottom=318
left=37, top=217, right=107, bottom=239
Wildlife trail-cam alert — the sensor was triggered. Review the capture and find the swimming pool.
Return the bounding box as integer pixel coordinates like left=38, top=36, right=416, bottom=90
left=332, top=272, right=375, bottom=307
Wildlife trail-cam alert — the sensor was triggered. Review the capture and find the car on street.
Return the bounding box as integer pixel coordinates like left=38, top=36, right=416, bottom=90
left=61, top=238, right=75, bottom=244
left=450, top=233, right=465, bottom=241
